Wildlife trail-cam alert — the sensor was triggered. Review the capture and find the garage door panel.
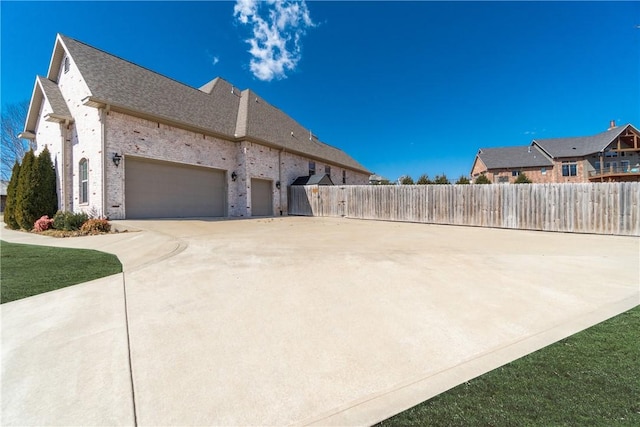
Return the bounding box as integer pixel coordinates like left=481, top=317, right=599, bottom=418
left=125, top=157, right=225, bottom=219
left=251, top=178, right=273, bottom=217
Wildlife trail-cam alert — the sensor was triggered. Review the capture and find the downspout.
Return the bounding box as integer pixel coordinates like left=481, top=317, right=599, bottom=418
left=60, top=120, right=68, bottom=211
left=100, top=106, right=109, bottom=218
left=279, top=148, right=284, bottom=215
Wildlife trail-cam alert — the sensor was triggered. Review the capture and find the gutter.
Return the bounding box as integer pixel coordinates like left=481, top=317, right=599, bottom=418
left=81, top=96, right=372, bottom=176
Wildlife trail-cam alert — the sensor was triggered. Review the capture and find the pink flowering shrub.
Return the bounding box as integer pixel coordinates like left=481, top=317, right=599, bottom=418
left=33, top=215, right=54, bottom=232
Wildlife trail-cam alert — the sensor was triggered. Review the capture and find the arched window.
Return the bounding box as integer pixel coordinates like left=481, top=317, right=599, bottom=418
left=79, top=159, right=88, bottom=204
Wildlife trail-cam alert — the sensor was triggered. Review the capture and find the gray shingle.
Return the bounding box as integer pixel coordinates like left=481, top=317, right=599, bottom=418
left=37, top=76, right=72, bottom=119
left=59, top=35, right=241, bottom=137
left=477, top=145, right=553, bottom=169
left=533, top=125, right=635, bottom=158
left=239, top=89, right=368, bottom=171
left=56, top=35, right=369, bottom=173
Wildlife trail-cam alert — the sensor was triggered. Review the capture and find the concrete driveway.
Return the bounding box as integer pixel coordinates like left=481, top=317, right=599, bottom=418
left=2, top=217, right=639, bottom=426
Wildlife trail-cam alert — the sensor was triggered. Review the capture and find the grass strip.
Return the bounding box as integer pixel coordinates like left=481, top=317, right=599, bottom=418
left=1, top=240, right=122, bottom=303
left=377, top=306, right=640, bottom=426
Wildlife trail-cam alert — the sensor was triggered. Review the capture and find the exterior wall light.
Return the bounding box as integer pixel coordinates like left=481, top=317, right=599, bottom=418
left=112, top=153, right=122, bottom=167
left=231, top=171, right=238, bottom=181
left=276, top=180, right=281, bottom=189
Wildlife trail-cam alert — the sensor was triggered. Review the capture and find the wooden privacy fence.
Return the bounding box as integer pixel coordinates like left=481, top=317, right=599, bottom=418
left=288, top=182, right=640, bottom=236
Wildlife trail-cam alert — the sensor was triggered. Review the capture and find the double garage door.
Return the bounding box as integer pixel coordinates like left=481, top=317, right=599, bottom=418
left=125, top=157, right=225, bottom=219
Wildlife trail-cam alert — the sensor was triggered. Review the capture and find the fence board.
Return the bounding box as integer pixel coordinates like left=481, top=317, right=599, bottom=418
left=288, top=183, right=640, bottom=236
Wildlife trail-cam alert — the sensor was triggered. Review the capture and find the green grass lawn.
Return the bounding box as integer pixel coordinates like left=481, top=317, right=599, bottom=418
left=1, top=240, right=122, bottom=303
left=377, top=306, right=640, bottom=426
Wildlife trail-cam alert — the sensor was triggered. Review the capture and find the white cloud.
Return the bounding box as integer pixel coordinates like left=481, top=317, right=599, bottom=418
left=212, top=56, right=220, bottom=66
left=234, top=0, right=315, bottom=81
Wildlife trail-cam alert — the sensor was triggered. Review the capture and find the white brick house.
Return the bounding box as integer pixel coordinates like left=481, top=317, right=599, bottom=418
left=20, top=34, right=370, bottom=219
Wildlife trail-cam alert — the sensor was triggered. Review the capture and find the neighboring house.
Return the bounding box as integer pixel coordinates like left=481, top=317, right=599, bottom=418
left=0, top=180, right=7, bottom=212
left=471, top=146, right=553, bottom=184
left=471, top=122, right=640, bottom=183
left=369, top=174, right=390, bottom=185
left=19, top=34, right=370, bottom=219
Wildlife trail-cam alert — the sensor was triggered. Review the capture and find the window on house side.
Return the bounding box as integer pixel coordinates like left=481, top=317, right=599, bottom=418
left=562, top=161, right=577, bottom=177
left=512, top=170, right=520, bottom=177
left=342, top=170, right=346, bottom=184
left=309, top=161, right=316, bottom=176
left=541, top=167, right=547, bottom=175
left=79, top=159, right=88, bottom=204
left=325, top=165, right=331, bottom=176
left=64, top=57, right=70, bottom=74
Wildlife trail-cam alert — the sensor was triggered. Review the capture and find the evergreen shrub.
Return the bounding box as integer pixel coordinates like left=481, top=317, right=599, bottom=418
left=53, top=211, right=89, bottom=231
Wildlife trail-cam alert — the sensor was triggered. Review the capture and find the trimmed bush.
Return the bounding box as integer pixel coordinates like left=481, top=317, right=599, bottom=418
left=14, top=150, right=38, bottom=230
left=434, top=174, right=450, bottom=184
left=514, top=173, right=533, bottom=184
left=34, top=147, right=58, bottom=217
left=53, top=211, right=89, bottom=231
left=417, top=174, right=432, bottom=185
left=400, top=175, right=414, bottom=185
left=80, top=218, right=111, bottom=235
left=33, top=215, right=54, bottom=232
left=4, top=161, right=21, bottom=229
left=475, top=174, right=492, bottom=184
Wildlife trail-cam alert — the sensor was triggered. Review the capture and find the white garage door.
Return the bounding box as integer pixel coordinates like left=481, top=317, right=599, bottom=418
left=125, top=157, right=226, bottom=219
left=251, top=178, right=273, bottom=216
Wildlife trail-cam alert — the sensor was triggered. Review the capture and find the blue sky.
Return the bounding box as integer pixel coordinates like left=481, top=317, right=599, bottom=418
left=2, top=1, right=639, bottom=181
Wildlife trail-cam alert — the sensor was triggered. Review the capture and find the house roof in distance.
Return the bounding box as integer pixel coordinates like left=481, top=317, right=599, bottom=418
left=533, top=124, right=638, bottom=158
left=476, top=145, right=553, bottom=170
left=32, top=34, right=369, bottom=174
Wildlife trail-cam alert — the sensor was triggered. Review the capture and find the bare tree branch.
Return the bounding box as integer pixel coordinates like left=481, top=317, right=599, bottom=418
left=1, top=100, right=30, bottom=181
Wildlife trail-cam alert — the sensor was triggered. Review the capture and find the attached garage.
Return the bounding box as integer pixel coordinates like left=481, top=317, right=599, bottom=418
left=250, top=178, right=273, bottom=217
left=125, top=157, right=226, bottom=219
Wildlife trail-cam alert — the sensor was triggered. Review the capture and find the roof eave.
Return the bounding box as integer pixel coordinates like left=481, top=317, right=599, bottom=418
left=45, top=113, right=74, bottom=123
left=47, top=34, right=67, bottom=82
left=81, top=96, right=371, bottom=175
left=18, top=131, right=36, bottom=140
left=82, top=96, right=234, bottom=142
left=470, top=154, right=485, bottom=175
left=23, top=79, right=44, bottom=135
left=242, top=134, right=371, bottom=174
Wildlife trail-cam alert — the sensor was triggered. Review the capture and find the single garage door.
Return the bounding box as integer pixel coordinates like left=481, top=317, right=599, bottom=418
left=125, top=157, right=226, bottom=219
left=251, top=178, right=273, bottom=216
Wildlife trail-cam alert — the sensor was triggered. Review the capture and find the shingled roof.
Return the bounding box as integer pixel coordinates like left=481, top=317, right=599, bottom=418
left=23, top=76, right=74, bottom=135
left=27, top=34, right=369, bottom=173
left=533, top=125, right=637, bottom=158
left=476, top=145, right=553, bottom=170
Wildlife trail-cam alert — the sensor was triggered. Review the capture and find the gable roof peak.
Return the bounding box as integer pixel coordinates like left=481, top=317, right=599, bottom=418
left=199, top=76, right=240, bottom=95
left=532, top=124, right=638, bottom=158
